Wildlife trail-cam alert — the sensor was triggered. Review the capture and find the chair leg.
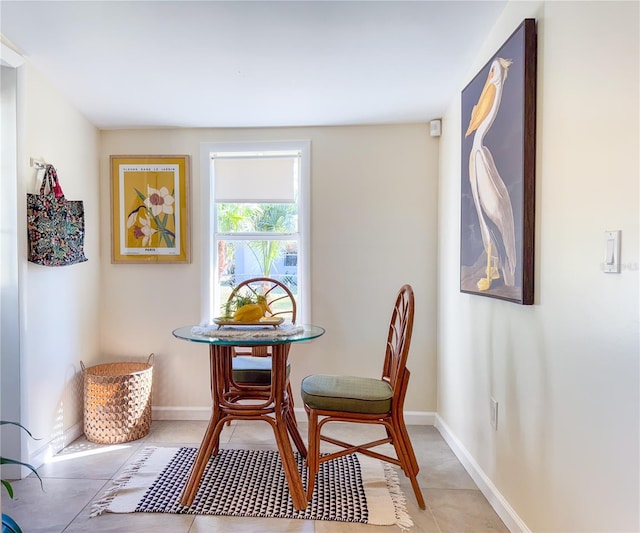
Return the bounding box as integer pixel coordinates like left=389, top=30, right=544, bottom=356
left=395, top=413, right=419, bottom=474
left=287, top=383, right=296, bottom=422
left=286, top=407, right=307, bottom=456
left=408, top=472, right=425, bottom=510
left=391, top=416, right=425, bottom=509
left=305, top=409, right=319, bottom=501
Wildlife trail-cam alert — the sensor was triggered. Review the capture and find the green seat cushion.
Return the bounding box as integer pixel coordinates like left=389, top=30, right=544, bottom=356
left=232, top=356, right=290, bottom=385
left=301, top=374, right=392, bottom=414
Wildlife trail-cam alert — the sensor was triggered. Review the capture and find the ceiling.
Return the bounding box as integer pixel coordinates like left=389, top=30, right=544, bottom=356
left=1, top=1, right=506, bottom=130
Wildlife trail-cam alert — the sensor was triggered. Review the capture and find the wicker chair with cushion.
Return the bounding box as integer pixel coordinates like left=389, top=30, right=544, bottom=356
left=227, top=277, right=297, bottom=401
left=300, top=284, right=425, bottom=509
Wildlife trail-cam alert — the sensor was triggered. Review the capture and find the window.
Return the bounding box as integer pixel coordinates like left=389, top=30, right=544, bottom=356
left=200, top=141, right=310, bottom=324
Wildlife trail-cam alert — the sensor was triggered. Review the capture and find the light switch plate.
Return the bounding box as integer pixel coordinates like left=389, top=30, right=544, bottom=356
left=490, top=398, right=498, bottom=430
left=604, top=230, right=621, bottom=273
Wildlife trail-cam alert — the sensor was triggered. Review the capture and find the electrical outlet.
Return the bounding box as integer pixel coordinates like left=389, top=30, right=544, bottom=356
left=490, top=398, right=498, bottom=430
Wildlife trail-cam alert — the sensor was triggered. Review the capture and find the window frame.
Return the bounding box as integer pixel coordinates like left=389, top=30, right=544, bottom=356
left=200, top=140, right=311, bottom=324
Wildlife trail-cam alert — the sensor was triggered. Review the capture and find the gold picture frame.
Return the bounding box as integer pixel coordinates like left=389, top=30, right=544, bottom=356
left=110, top=155, right=190, bottom=264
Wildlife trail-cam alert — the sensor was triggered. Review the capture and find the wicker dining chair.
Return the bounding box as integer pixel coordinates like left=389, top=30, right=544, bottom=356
left=300, top=284, right=425, bottom=509
left=227, top=277, right=297, bottom=402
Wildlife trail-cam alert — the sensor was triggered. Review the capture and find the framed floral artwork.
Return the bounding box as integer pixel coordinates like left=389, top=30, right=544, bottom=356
left=110, top=155, right=190, bottom=263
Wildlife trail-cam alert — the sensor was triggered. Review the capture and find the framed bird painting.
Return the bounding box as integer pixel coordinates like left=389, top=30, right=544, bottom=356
left=460, top=18, right=537, bottom=305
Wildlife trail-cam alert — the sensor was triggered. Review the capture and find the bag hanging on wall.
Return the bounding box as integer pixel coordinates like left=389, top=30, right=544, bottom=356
left=26, top=164, right=88, bottom=266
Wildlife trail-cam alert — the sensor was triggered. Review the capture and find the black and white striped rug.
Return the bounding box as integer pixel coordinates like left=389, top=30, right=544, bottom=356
left=91, top=446, right=412, bottom=529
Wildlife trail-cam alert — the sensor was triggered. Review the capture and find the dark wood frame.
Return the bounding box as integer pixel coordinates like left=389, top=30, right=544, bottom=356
left=460, top=19, right=537, bottom=305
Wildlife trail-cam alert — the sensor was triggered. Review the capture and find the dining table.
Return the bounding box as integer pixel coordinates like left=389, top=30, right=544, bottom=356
left=172, top=323, right=325, bottom=511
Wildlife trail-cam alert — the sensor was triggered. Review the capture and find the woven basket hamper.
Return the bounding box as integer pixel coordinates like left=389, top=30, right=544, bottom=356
left=82, top=354, right=153, bottom=444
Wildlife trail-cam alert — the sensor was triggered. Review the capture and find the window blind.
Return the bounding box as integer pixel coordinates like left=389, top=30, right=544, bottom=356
left=213, top=155, right=297, bottom=203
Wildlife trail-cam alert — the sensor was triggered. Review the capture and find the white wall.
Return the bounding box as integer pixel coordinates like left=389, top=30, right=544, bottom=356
left=18, top=62, right=101, bottom=463
left=437, top=2, right=639, bottom=531
left=99, top=125, right=439, bottom=419
left=1, top=62, right=23, bottom=476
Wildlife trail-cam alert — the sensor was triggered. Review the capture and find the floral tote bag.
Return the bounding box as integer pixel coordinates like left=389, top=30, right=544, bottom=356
left=26, top=164, right=88, bottom=266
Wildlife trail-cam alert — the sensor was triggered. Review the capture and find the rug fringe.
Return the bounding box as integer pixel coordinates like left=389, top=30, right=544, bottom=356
left=89, top=446, right=157, bottom=518
left=383, top=462, right=414, bottom=531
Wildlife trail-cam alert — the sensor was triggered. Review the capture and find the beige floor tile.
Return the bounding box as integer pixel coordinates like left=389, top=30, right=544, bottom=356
left=1, top=477, right=107, bottom=533
left=4, top=422, right=508, bottom=533
left=418, top=455, right=478, bottom=490
left=395, top=446, right=477, bottom=491
left=403, top=498, right=442, bottom=533
left=67, top=508, right=196, bottom=532
left=35, top=438, right=143, bottom=479
left=227, top=419, right=294, bottom=447
left=190, top=515, right=314, bottom=532
left=144, top=419, right=231, bottom=444
left=424, top=488, right=510, bottom=533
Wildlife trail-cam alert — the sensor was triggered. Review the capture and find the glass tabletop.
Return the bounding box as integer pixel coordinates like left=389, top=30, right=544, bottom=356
left=172, top=324, right=325, bottom=346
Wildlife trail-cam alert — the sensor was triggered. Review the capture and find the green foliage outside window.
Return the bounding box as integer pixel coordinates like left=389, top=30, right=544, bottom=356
left=217, top=203, right=297, bottom=278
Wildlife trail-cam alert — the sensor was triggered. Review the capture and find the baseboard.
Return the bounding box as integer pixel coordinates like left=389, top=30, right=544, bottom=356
left=29, top=421, right=84, bottom=473
left=152, top=406, right=211, bottom=420
left=152, top=406, right=436, bottom=426
left=435, top=415, right=530, bottom=533
left=403, top=410, right=437, bottom=426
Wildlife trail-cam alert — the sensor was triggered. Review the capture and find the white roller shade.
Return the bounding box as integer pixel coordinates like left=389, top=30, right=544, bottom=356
left=214, top=156, right=297, bottom=203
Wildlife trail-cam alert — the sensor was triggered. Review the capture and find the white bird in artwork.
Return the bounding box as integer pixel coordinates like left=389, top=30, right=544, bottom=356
left=465, top=57, right=517, bottom=291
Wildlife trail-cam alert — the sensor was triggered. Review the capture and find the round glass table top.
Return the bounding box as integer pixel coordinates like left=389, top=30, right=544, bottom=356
left=172, top=324, right=325, bottom=347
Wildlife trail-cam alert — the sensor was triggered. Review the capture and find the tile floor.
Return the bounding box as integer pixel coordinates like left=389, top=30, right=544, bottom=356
left=2, top=420, right=509, bottom=532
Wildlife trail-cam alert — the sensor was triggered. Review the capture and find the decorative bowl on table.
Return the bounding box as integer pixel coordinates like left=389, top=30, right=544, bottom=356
left=219, top=278, right=295, bottom=328
left=213, top=316, right=284, bottom=328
